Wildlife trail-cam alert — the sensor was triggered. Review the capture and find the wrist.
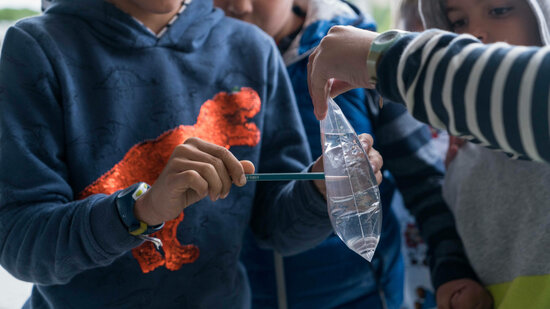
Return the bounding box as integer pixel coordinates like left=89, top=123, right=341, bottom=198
left=116, top=182, right=164, bottom=236
left=363, top=31, right=379, bottom=88
left=366, top=30, right=408, bottom=85
left=133, top=190, right=164, bottom=226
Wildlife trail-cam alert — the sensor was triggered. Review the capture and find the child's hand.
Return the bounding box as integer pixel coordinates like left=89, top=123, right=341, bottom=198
left=436, top=279, right=493, bottom=309
left=134, top=137, right=255, bottom=226
left=308, top=26, right=379, bottom=120
left=312, top=133, right=383, bottom=196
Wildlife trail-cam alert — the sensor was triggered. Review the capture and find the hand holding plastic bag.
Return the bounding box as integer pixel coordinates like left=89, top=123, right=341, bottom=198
left=321, top=97, right=382, bottom=261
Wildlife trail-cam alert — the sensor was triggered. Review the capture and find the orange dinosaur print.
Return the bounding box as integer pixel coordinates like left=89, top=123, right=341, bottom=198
left=78, top=88, right=261, bottom=273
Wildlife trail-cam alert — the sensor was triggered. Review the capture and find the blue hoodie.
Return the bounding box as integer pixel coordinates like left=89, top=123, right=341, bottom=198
left=0, top=0, right=331, bottom=307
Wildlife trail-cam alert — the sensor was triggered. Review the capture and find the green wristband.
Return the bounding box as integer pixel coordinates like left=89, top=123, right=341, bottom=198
left=366, top=30, right=408, bottom=85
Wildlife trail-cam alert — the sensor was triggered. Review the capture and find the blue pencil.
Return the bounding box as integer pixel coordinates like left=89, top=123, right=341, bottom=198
left=245, top=172, right=325, bottom=181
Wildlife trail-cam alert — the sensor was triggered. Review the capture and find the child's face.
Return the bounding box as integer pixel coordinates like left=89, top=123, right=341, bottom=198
left=446, top=0, right=541, bottom=45
left=214, top=0, right=294, bottom=41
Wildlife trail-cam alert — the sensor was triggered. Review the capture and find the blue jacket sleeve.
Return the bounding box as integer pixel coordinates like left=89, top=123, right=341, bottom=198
left=0, top=26, right=142, bottom=285
left=249, top=43, right=332, bottom=256
left=377, top=30, right=550, bottom=163
left=366, top=92, right=478, bottom=289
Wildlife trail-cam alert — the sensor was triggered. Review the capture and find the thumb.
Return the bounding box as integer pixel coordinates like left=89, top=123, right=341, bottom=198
left=240, top=160, right=255, bottom=174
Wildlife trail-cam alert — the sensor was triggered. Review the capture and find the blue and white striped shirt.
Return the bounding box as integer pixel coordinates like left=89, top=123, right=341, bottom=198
left=378, top=30, right=550, bottom=163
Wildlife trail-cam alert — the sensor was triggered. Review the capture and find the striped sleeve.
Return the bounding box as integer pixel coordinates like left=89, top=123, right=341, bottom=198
left=366, top=93, right=478, bottom=289
left=377, top=30, right=550, bottom=163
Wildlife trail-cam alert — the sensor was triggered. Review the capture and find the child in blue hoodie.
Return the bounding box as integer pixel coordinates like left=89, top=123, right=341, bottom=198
left=215, top=0, right=482, bottom=308
left=0, top=0, right=383, bottom=308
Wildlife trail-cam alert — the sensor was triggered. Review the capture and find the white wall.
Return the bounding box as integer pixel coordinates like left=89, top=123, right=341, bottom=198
left=0, top=267, right=32, bottom=309
left=0, top=21, right=12, bottom=50
left=0, top=0, right=40, bottom=11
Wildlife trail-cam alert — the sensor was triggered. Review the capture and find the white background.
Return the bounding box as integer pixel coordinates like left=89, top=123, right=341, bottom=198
left=0, top=0, right=39, bottom=10
left=0, top=267, right=31, bottom=309
left=0, top=4, right=36, bottom=307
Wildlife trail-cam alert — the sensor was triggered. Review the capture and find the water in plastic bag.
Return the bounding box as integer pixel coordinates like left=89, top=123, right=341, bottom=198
left=321, top=97, right=382, bottom=262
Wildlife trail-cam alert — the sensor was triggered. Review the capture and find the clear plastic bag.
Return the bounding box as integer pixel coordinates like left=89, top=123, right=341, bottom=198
left=321, top=97, right=382, bottom=262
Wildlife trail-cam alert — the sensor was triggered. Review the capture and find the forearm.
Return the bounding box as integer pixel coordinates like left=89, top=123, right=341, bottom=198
left=378, top=30, right=550, bottom=163
left=0, top=194, right=141, bottom=285
left=250, top=166, right=332, bottom=256
left=374, top=100, right=478, bottom=288
left=398, top=173, right=478, bottom=288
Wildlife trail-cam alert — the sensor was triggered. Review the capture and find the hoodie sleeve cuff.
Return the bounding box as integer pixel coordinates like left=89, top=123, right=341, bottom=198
left=431, top=258, right=480, bottom=291
left=89, top=193, right=143, bottom=257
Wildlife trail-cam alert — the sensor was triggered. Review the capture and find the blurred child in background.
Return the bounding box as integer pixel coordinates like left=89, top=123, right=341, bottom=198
left=420, top=0, right=550, bottom=307
left=215, top=0, right=481, bottom=308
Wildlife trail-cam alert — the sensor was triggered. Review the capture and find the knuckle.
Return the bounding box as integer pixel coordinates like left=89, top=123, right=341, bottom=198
left=217, top=148, right=236, bottom=168
left=199, top=162, right=216, bottom=176
left=173, top=143, right=191, bottom=156
left=364, top=134, right=374, bottom=144
left=328, top=25, right=344, bottom=34
left=359, top=134, right=373, bottom=147
left=208, top=156, right=224, bottom=171
left=184, top=137, right=199, bottom=144
left=217, top=147, right=231, bottom=159
left=165, top=157, right=181, bottom=171
left=320, top=34, right=335, bottom=48
left=182, top=169, right=200, bottom=181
